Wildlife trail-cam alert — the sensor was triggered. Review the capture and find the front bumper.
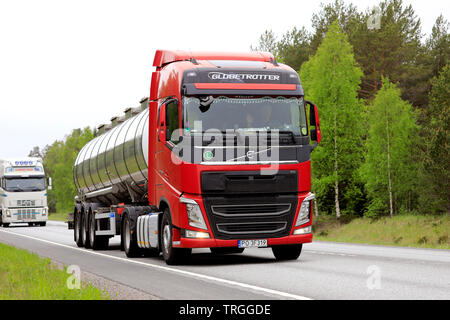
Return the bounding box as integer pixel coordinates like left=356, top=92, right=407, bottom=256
left=174, top=233, right=313, bottom=249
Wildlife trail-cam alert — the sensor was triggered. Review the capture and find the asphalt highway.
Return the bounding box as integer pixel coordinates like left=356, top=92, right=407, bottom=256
left=0, top=221, right=448, bottom=300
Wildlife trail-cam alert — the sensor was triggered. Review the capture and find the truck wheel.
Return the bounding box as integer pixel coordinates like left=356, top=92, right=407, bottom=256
left=123, top=213, right=140, bottom=258
left=39, top=222, right=46, bottom=227
left=210, top=247, right=245, bottom=254
left=74, top=211, right=83, bottom=247
left=161, top=209, right=191, bottom=265
left=272, top=244, right=303, bottom=261
left=2, top=223, right=9, bottom=228
left=81, top=211, right=91, bottom=249
left=89, top=211, right=109, bottom=250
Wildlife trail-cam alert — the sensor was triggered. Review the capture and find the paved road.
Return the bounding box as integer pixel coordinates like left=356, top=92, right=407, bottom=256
left=0, top=221, right=449, bottom=300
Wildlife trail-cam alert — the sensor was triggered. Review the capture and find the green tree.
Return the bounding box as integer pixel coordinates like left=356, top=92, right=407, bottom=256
left=251, top=27, right=312, bottom=72
left=419, top=66, right=450, bottom=213
left=426, top=15, right=450, bottom=79
left=300, top=21, right=364, bottom=218
left=310, top=0, right=361, bottom=53
left=276, top=27, right=312, bottom=72
left=350, top=0, right=423, bottom=103
left=250, top=29, right=279, bottom=56
left=361, top=78, right=419, bottom=217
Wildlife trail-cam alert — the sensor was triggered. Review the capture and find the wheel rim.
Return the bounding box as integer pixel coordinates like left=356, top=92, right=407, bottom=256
left=75, top=214, right=80, bottom=241
left=163, top=224, right=171, bottom=255
left=90, top=214, right=95, bottom=245
left=81, top=215, right=86, bottom=243
left=124, top=219, right=130, bottom=252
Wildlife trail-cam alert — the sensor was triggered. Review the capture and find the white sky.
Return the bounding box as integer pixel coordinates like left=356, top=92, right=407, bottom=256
left=0, top=0, right=447, bottom=158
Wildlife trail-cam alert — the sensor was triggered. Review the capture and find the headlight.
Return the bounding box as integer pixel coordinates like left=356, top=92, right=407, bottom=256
left=180, top=197, right=208, bottom=230
left=6, top=209, right=11, bottom=217
left=295, top=193, right=315, bottom=226
left=42, top=208, right=47, bottom=216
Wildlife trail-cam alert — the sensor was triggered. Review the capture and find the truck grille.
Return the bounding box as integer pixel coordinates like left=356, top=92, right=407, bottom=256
left=14, top=209, right=39, bottom=220
left=203, top=195, right=297, bottom=240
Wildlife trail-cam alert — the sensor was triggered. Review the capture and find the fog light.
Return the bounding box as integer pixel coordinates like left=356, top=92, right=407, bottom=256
left=294, top=226, right=312, bottom=235
left=185, top=229, right=210, bottom=239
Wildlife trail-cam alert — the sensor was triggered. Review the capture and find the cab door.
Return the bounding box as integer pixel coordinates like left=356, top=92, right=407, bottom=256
left=155, top=98, right=181, bottom=201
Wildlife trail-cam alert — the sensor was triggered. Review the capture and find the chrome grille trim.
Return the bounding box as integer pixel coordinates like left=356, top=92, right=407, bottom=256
left=211, top=203, right=291, bottom=217
left=216, top=222, right=288, bottom=235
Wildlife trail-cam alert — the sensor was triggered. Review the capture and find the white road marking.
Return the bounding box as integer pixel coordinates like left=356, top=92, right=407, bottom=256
left=0, top=228, right=312, bottom=300
left=305, top=250, right=356, bottom=257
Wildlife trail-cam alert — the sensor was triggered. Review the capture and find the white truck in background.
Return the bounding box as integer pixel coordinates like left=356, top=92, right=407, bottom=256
left=0, top=158, right=50, bottom=227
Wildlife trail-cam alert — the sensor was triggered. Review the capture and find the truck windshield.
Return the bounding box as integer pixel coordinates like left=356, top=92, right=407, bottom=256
left=4, top=177, right=46, bottom=192
left=183, top=96, right=308, bottom=136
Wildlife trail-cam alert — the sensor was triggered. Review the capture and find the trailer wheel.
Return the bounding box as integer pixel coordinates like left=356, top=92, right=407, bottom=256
left=81, top=210, right=91, bottom=249
left=271, top=244, right=303, bottom=261
left=123, top=213, right=140, bottom=258
left=74, top=210, right=83, bottom=247
left=89, top=211, right=109, bottom=250
left=210, top=247, right=245, bottom=255
left=161, top=209, right=191, bottom=265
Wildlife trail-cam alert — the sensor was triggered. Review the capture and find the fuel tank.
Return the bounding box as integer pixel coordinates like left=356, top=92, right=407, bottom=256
left=74, top=107, right=149, bottom=204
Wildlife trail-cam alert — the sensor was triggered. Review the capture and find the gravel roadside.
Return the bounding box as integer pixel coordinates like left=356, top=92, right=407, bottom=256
left=51, top=260, right=160, bottom=300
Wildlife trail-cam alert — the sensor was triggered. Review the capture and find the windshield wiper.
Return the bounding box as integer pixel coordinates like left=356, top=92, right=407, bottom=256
left=7, top=187, right=25, bottom=192
left=29, top=188, right=44, bottom=192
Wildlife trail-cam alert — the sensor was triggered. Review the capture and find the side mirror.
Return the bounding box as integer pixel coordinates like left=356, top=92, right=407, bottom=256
left=158, top=104, right=166, bottom=142
left=305, top=100, right=321, bottom=147
left=47, top=177, right=52, bottom=190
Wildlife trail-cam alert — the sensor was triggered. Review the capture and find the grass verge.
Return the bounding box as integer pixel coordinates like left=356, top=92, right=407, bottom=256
left=313, top=214, right=450, bottom=250
left=0, top=242, right=109, bottom=299
left=48, top=212, right=69, bottom=222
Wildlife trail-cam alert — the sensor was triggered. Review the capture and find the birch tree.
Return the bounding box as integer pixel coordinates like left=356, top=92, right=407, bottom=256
left=361, top=78, right=418, bottom=217
left=300, top=21, right=364, bottom=218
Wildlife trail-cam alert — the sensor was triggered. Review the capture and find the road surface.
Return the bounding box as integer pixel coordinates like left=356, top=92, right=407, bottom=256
left=0, top=221, right=448, bottom=300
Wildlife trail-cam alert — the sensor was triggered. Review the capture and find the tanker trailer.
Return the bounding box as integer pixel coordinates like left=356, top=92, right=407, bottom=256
left=72, top=99, right=158, bottom=252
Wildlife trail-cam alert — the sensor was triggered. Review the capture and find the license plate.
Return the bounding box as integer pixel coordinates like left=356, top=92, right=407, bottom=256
left=238, top=239, right=268, bottom=248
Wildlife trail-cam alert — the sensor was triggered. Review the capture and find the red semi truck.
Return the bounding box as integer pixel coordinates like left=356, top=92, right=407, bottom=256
left=71, top=50, right=321, bottom=265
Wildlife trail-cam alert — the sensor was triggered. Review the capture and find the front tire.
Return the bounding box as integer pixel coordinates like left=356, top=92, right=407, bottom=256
left=272, top=244, right=303, bottom=261
left=161, top=209, right=191, bottom=265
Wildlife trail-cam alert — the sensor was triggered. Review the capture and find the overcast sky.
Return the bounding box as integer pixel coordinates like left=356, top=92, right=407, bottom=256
left=0, top=0, right=447, bottom=159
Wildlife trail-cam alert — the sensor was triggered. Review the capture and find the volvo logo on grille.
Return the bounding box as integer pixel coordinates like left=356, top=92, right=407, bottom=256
left=18, top=200, right=34, bottom=207
left=246, top=151, right=256, bottom=159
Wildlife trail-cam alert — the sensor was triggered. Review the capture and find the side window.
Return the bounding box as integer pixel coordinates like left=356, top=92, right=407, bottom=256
left=166, top=100, right=180, bottom=143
